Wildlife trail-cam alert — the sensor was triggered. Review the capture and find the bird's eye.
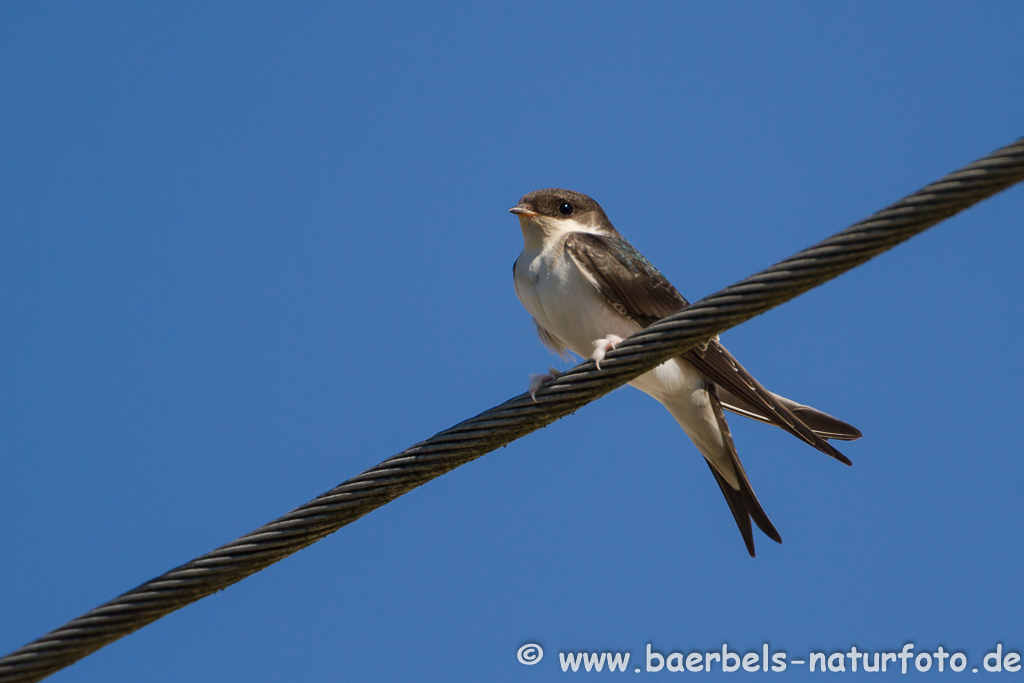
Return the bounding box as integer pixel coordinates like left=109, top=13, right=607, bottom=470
left=558, top=202, right=574, bottom=217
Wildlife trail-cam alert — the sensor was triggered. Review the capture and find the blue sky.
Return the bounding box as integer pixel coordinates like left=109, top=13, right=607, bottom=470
left=2, top=2, right=1022, bottom=681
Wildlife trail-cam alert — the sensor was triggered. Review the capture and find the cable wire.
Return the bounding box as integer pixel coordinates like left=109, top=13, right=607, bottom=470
left=2, top=137, right=1022, bottom=682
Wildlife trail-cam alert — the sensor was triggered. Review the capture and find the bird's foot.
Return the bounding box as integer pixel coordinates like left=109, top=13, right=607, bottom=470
left=528, top=367, right=563, bottom=401
left=590, top=334, right=624, bottom=370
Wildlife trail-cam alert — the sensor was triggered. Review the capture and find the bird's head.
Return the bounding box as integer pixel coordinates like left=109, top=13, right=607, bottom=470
left=509, top=188, right=615, bottom=249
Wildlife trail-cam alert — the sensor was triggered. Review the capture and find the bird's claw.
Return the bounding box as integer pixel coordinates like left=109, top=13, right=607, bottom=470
left=528, top=367, right=562, bottom=401
left=590, top=334, right=624, bottom=370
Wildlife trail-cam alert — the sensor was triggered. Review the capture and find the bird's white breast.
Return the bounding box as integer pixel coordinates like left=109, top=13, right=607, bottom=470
left=514, top=231, right=636, bottom=358
left=514, top=223, right=706, bottom=407
left=513, top=216, right=736, bottom=487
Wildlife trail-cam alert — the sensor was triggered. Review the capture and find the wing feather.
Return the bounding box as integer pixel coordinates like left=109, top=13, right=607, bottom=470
left=563, top=231, right=855, bottom=464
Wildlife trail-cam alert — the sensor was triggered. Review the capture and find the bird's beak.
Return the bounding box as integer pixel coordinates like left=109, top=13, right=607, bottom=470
left=509, top=204, right=538, bottom=217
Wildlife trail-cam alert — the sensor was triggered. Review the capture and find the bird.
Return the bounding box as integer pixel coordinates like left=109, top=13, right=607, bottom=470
left=509, top=188, right=861, bottom=556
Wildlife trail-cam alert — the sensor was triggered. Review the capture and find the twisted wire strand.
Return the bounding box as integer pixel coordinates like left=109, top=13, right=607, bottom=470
left=2, top=138, right=1022, bottom=682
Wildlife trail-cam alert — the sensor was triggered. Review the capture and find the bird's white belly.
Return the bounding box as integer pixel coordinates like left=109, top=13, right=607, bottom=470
left=515, top=245, right=706, bottom=406
left=514, top=239, right=733, bottom=481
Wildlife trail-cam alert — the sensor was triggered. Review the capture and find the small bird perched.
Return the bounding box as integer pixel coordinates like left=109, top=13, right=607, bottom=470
left=510, top=188, right=861, bottom=556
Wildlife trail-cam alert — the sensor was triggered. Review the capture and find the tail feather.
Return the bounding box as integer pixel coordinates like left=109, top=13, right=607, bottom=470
left=706, top=459, right=781, bottom=557
left=702, top=383, right=783, bottom=557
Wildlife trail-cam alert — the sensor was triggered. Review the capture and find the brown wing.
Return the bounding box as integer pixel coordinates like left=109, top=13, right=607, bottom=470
left=685, top=341, right=852, bottom=465
left=563, top=232, right=690, bottom=325
left=564, top=231, right=854, bottom=464
left=719, top=389, right=862, bottom=441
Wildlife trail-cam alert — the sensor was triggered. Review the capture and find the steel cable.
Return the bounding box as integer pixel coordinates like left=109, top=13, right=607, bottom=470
left=1, top=137, right=1022, bottom=682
